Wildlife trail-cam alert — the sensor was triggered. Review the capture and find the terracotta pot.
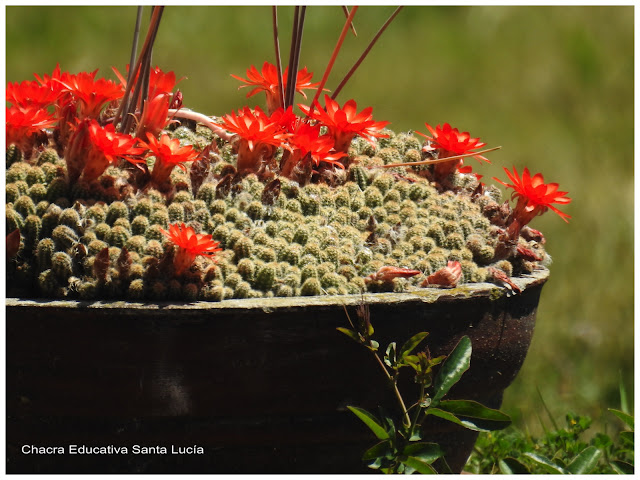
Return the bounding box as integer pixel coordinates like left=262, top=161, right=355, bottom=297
left=6, top=268, right=548, bottom=474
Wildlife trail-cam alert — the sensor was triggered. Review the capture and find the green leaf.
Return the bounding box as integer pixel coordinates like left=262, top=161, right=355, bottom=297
left=609, top=408, right=634, bottom=429
left=610, top=460, right=634, bottom=474
left=499, top=457, right=530, bottom=474
left=399, top=331, right=429, bottom=360
left=523, top=452, right=567, bottom=474
left=401, top=456, right=438, bottom=474
left=347, top=406, right=390, bottom=440
left=362, top=440, right=393, bottom=462
left=428, top=407, right=499, bottom=433
left=566, top=446, right=602, bottom=474
left=432, top=336, right=471, bottom=405
left=402, top=442, right=443, bottom=464
left=384, top=342, right=397, bottom=368
left=436, top=400, right=511, bottom=431
left=619, top=430, right=634, bottom=446
left=337, top=327, right=363, bottom=345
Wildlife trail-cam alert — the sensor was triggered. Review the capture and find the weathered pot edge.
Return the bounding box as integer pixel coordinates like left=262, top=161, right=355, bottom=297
left=6, top=267, right=549, bottom=312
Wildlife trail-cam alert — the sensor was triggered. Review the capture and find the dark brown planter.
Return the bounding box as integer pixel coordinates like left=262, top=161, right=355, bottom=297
left=6, top=268, right=548, bottom=474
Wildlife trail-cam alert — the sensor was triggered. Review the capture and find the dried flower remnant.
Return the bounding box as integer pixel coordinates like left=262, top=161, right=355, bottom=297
left=364, top=266, right=421, bottom=286
left=494, top=166, right=571, bottom=239
left=299, top=94, right=389, bottom=155
left=161, top=223, right=222, bottom=276
left=231, top=62, right=322, bottom=114
left=137, top=133, right=200, bottom=185
left=421, top=261, right=463, bottom=288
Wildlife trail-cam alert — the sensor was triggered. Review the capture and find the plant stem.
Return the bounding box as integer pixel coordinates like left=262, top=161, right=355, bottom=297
left=332, top=6, right=403, bottom=100
left=167, top=109, right=232, bottom=141
left=114, top=5, right=163, bottom=132
left=375, top=146, right=502, bottom=168
left=272, top=6, right=285, bottom=110
left=308, top=5, right=359, bottom=116
left=341, top=6, right=357, bottom=36
left=372, top=350, right=411, bottom=428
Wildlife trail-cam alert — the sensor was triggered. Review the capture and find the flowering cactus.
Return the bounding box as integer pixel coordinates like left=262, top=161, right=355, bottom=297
left=5, top=7, right=571, bottom=302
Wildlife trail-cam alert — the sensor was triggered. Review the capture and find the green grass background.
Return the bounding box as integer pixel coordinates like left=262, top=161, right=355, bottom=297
left=6, top=6, right=634, bottom=433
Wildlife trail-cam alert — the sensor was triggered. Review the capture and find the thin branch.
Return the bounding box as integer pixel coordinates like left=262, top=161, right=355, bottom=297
left=373, top=146, right=503, bottom=169
left=272, top=7, right=285, bottom=110
left=167, top=109, right=233, bottom=141
left=114, top=5, right=164, bottom=132
left=342, top=6, right=357, bottom=36
left=285, top=6, right=306, bottom=108
left=332, top=6, right=403, bottom=100
left=308, top=6, right=359, bottom=116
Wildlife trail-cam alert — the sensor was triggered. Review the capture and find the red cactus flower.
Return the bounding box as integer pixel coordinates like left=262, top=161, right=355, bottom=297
left=231, top=62, right=323, bottom=114
left=56, top=70, right=124, bottom=118
left=161, top=223, right=222, bottom=276
left=137, top=132, right=200, bottom=185
left=418, top=123, right=488, bottom=161
left=298, top=95, right=390, bottom=153
left=33, top=64, right=70, bottom=97
left=112, top=65, right=181, bottom=98
left=213, top=106, right=290, bottom=172
left=280, top=120, right=347, bottom=177
left=6, top=79, right=59, bottom=110
left=494, top=166, right=571, bottom=229
left=81, top=120, right=144, bottom=182
left=6, top=105, right=56, bottom=153
left=136, top=93, right=172, bottom=139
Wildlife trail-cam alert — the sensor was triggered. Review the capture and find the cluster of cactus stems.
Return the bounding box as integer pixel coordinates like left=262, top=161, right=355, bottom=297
left=6, top=7, right=571, bottom=302
left=6, top=123, right=555, bottom=302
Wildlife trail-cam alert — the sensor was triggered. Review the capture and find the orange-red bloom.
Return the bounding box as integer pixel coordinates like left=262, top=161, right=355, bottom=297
left=232, top=62, right=323, bottom=114
left=81, top=120, right=144, bottom=182
left=298, top=95, right=390, bottom=153
left=6, top=105, right=56, bottom=153
left=6, top=79, right=59, bottom=110
left=56, top=70, right=124, bottom=118
left=416, top=123, right=489, bottom=179
left=138, top=133, right=200, bottom=185
left=494, top=166, right=571, bottom=229
left=161, top=223, right=222, bottom=276
left=280, top=120, right=347, bottom=177
left=213, top=106, right=290, bottom=172
left=136, top=93, right=172, bottom=139
left=112, top=65, right=180, bottom=98
left=418, top=123, right=488, bottom=161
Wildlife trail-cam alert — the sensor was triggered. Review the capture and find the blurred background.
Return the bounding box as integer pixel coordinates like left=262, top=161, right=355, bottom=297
left=6, top=6, right=633, bottom=434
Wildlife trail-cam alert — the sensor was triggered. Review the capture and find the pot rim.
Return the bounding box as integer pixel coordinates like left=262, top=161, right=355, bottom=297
left=6, top=267, right=549, bottom=313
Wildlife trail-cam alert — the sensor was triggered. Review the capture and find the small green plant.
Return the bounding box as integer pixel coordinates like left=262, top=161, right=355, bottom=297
left=467, top=403, right=634, bottom=474
left=339, top=301, right=511, bottom=473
